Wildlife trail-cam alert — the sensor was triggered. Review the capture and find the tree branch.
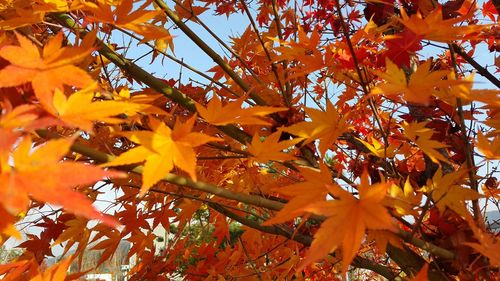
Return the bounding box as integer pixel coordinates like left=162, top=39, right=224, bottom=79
left=208, top=202, right=399, bottom=280
left=451, top=44, right=500, bottom=89
left=153, top=0, right=269, bottom=106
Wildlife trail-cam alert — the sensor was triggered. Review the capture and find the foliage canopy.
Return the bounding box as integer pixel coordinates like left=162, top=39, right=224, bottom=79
left=0, top=0, right=499, bottom=280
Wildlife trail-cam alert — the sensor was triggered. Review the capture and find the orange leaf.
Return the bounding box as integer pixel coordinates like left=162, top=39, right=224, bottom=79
left=0, top=32, right=95, bottom=111
left=281, top=100, right=349, bottom=155
left=423, top=169, right=482, bottom=216
left=400, top=7, right=486, bottom=42
left=476, top=132, right=500, bottom=159
left=30, top=255, right=73, bottom=281
left=84, top=0, right=173, bottom=52
left=247, top=131, right=301, bottom=164
left=408, top=264, right=429, bottom=281
left=264, top=164, right=333, bottom=225
left=401, top=121, right=451, bottom=164
left=195, top=95, right=287, bottom=126
left=0, top=137, right=123, bottom=227
left=298, top=171, right=394, bottom=274
left=464, top=213, right=500, bottom=267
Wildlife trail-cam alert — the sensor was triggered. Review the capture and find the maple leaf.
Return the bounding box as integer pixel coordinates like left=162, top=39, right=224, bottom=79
left=52, top=217, right=91, bottom=259
left=175, top=0, right=209, bottom=20
left=102, top=115, right=222, bottom=195
left=273, top=25, right=324, bottom=77
left=247, top=132, right=301, bottom=164
left=30, top=255, right=73, bottom=281
left=435, top=73, right=500, bottom=107
left=263, top=164, right=332, bottom=225
left=423, top=169, right=481, bottom=216
left=84, top=0, right=173, bottom=52
left=464, top=213, right=500, bottom=267
left=195, top=95, right=287, bottom=126
left=367, top=229, right=403, bottom=254
left=0, top=0, right=80, bottom=30
left=371, top=59, right=464, bottom=104
left=281, top=100, right=349, bottom=155
left=0, top=32, right=95, bottom=111
left=0, top=205, right=21, bottom=242
left=383, top=29, right=423, bottom=67
left=52, top=87, right=166, bottom=131
left=400, top=7, right=486, bottom=42
left=299, top=171, right=394, bottom=274
left=476, top=132, right=500, bottom=159
left=0, top=137, right=123, bottom=226
left=91, top=225, right=123, bottom=268
left=401, top=121, right=451, bottom=164
left=356, top=136, right=396, bottom=158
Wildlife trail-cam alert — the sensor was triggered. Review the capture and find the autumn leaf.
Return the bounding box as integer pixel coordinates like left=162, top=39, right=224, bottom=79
left=400, top=7, right=486, bottom=42
left=476, top=132, right=500, bottom=159
left=0, top=205, right=21, bottom=242
left=367, top=229, right=403, bottom=254
left=30, top=255, right=74, bottom=281
left=371, top=59, right=464, bottom=104
left=0, top=32, right=95, bottom=111
left=90, top=225, right=123, bottom=268
left=387, top=177, right=422, bottom=216
left=273, top=25, right=324, bottom=77
left=383, top=29, right=423, bottom=67
left=175, top=0, right=209, bottom=20
left=464, top=213, right=500, bottom=267
left=434, top=73, right=500, bottom=107
left=263, top=164, right=333, bottom=225
left=422, top=169, right=482, bottom=216
left=83, top=0, right=173, bottom=52
left=52, top=86, right=166, bottom=131
left=0, top=137, right=123, bottom=227
left=356, top=136, right=396, bottom=158
left=52, top=217, right=91, bottom=258
left=195, top=95, right=287, bottom=126
left=247, top=131, right=301, bottom=164
left=401, top=121, right=451, bottom=164
left=281, top=100, right=349, bottom=155
left=298, top=171, right=394, bottom=274
left=103, top=115, right=222, bottom=195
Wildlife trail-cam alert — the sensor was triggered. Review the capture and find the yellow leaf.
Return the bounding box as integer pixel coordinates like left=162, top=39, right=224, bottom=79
left=424, top=170, right=482, bottom=216
left=476, top=132, right=500, bottom=159
left=103, top=116, right=222, bottom=195
left=356, top=136, right=396, bottom=158
left=52, top=87, right=166, bottom=131
left=281, top=100, right=349, bottom=155
left=247, top=132, right=301, bottom=164
left=401, top=121, right=451, bottom=164
left=372, top=59, right=464, bottom=105
left=387, top=178, right=422, bottom=216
